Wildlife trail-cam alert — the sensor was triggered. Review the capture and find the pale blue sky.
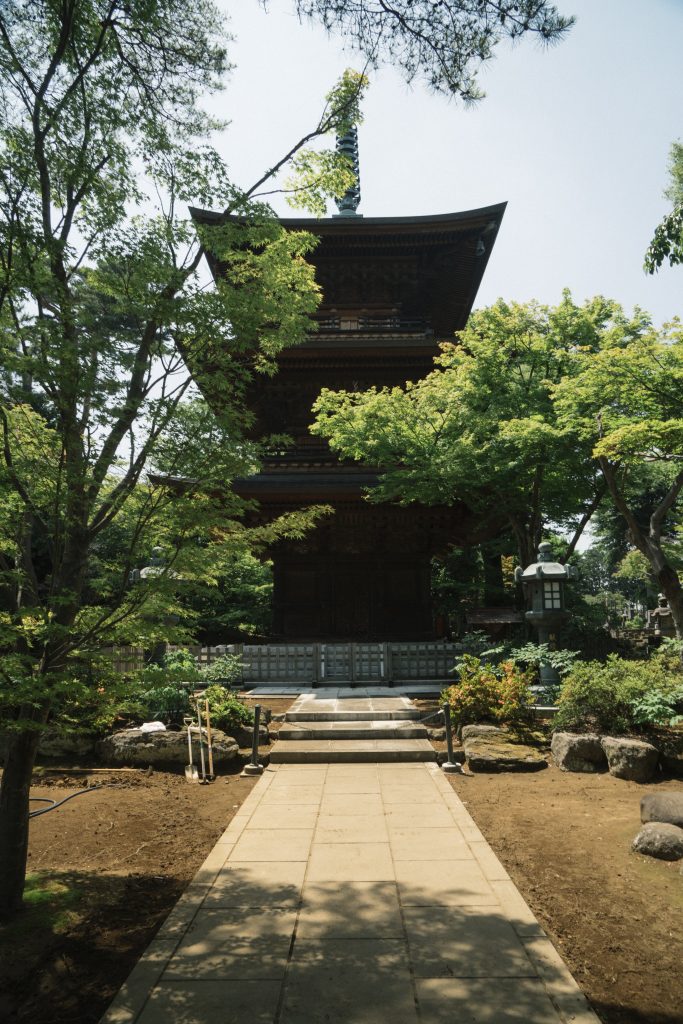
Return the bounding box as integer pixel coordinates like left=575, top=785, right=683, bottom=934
left=208, top=0, right=683, bottom=328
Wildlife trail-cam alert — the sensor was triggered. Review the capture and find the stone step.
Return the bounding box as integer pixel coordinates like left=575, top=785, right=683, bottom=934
left=269, top=738, right=437, bottom=763
left=285, top=709, right=422, bottom=723
left=278, top=720, right=428, bottom=740
left=284, top=696, right=422, bottom=725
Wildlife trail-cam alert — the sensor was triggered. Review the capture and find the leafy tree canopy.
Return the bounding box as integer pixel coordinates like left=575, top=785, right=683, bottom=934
left=553, top=318, right=683, bottom=636
left=0, top=0, right=364, bottom=917
left=645, top=141, right=683, bottom=272
left=312, top=293, right=621, bottom=565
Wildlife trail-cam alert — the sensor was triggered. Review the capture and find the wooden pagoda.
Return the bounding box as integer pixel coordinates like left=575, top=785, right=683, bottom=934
left=191, top=163, right=505, bottom=640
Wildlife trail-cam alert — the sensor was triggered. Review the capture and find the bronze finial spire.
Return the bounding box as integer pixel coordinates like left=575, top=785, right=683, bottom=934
left=334, top=125, right=361, bottom=217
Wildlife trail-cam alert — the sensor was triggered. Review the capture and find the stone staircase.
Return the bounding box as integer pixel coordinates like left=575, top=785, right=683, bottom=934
left=269, top=694, right=437, bottom=764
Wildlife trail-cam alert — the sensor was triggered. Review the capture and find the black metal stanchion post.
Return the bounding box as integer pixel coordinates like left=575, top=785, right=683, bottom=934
left=241, top=703, right=264, bottom=777
left=441, top=703, right=460, bottom=774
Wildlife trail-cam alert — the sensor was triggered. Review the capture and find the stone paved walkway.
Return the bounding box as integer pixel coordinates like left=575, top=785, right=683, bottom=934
left=102, top=763, right=599, bottom=1024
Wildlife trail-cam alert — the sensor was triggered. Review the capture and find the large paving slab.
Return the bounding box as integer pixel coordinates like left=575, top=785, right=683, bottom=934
left=101, top=763, right=600, bottom=1024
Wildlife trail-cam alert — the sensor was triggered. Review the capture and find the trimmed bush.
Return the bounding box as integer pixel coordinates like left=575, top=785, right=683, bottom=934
left=442, top=655, right=535, bottom=729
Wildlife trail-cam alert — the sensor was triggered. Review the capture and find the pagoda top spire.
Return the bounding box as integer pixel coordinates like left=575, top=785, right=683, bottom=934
left=334, top=126, right=361, bottom=217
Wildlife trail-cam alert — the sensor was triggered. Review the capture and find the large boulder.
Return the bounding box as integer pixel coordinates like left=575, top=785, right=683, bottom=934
left=463, top=735, right=547, bottom=773
left=551, top=732, right=607, bottom=773
left=1, top=728, right=98, bottom=763
left=38, top=729, right=98, bottom=759
left=231, top=722, right=269, bottom=748
left=632, top=822, right=683, bottom=860
left=601, top=737, right=659, bottom=782
left=97, top=727, right=238, bottom=767
left=640, top=792, right=683, bottom=828
left=460, top=724, right=507, bottom=742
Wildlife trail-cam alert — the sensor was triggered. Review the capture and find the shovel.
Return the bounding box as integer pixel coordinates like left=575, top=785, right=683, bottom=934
left=195, top=699, right=208, bottom=785
left=184, top=716, right=199, bottom=783
left=204, top=699, right=215, bottom=781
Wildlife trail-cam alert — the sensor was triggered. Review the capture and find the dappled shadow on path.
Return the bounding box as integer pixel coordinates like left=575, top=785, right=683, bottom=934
left=104, top=865, right=602, bottom=1024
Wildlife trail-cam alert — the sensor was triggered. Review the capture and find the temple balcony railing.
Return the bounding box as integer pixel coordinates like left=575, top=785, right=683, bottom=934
left=315, top=316, right=432, bottom=335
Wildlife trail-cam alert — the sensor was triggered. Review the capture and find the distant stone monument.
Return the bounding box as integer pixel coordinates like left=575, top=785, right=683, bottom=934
left=649, top=594, right=677, bottom=638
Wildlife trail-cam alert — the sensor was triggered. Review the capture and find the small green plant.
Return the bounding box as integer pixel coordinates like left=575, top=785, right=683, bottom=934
left=508, top=642, right=579, bottom=679
left=203, top=684, right=253, bottom=733
left=453, top=631, right=505, bottom=671
left=629, top=687, right=683, bottom=728
left=441, top=655, right=534, bottom=728
left=506, top=642, right=580, bottom=705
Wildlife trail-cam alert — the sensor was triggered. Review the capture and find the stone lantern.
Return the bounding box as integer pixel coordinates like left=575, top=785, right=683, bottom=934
left=514, top=542, right=577, bottom=687
left=649, top=594, right=677, bottom=638
left=128, top=546, right=166, bottom=584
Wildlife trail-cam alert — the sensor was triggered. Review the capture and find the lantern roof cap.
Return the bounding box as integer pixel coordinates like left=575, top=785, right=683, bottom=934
left=519, top=543, right=573, bottom=581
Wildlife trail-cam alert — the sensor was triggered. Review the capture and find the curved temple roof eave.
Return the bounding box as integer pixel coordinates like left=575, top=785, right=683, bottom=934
left=189, top=202, right=507, bottom=232
left=189, top=200, right=507, bottom=341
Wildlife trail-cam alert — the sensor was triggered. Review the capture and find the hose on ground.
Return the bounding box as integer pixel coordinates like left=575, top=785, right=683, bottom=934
left=29, top=785, right=105, bottom=819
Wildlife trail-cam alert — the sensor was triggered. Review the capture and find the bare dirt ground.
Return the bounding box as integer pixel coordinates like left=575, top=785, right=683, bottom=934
left=450, top=767, right=683, bottom=1024
left=2, top=691, right=682, bottom=1024
left=0, top=765, right=260, bottom=1024
left=0, top=697, right=296, bottom=1024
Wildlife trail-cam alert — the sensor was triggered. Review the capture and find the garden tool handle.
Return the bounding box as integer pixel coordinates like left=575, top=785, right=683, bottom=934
left=205, top=699, right=214, bottom=778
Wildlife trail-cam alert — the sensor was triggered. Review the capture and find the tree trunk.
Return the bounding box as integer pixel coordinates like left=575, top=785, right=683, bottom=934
left=0, top=516, right=89, bottom=918
left=0, top=730, right=40, bottom=919
left=598, top=458, right=683, bottom=643
left=482, top=547, right=505, bottom=606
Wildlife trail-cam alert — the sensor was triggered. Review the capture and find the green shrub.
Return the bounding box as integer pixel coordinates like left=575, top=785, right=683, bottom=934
left=496, top=661, right=536, bottom=724
left=655, top=638, right=683, bottom=672
left=136, top=649, right=203, bottom=688
left=555, top=654, right=683, bottom=734
left=162, top=648, right=200, bottom=675
left=122, top=649, right=247, bottom=727
left=203, top=684, right=253, bottom=733
left=441, top=655, right=535, bottom=729
left=137, top=682, right=191, bottom=722
left=202, top=654, right=243, bottom=685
